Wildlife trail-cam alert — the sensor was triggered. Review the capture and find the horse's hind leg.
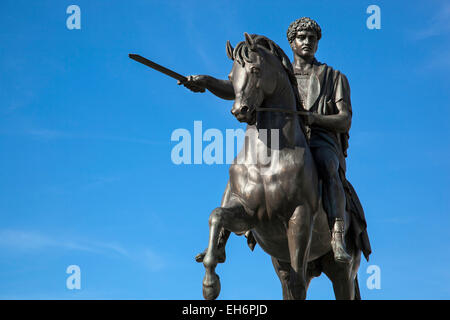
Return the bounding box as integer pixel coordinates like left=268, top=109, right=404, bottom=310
left=202, top=202, right=256, bottom=300
left=322, top=247, right=362, bottom=300
left=271, top=257, right=292, bottom=299
left=287, top=204, right=314, bottom=300
left=271, top=257, right=316, bottom=300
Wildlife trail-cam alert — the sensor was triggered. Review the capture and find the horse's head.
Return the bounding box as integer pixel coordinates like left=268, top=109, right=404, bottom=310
left=227, top=33, right=287, bottom=125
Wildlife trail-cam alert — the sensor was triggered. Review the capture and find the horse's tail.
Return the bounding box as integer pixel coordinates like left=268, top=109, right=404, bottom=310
left=354, top=275, right=361, bottom=300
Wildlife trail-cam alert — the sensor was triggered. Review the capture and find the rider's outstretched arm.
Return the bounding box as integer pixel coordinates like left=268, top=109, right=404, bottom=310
left=179, top=75, right=235, bottom=100
left=206, top=77, right=235, bottom=100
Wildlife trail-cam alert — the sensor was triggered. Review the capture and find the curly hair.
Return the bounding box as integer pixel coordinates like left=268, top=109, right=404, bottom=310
left=286, top=17, right=322, bottom=43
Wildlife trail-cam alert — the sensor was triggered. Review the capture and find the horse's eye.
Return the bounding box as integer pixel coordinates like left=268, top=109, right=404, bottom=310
left=250, top=67, right=260, bottom=74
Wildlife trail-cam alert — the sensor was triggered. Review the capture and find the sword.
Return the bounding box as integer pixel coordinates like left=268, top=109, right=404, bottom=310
left=129, top=53, right=187, bottom=82
left=129, top=54, right=205, bottom=92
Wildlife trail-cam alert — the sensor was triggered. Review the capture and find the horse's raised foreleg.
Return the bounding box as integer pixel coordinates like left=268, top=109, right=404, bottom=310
left=196, top=229, right=230, bottom=263
left=287, top=204, right=314, bottom=300
left=196, top=181, right=233, bottom=264
left=202, top=202, right=255, bottom=300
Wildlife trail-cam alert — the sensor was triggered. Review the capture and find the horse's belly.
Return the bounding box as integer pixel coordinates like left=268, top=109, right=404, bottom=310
left=252, top=208, right=332, bottom=263
left=252, top=221, right=290, bottom=262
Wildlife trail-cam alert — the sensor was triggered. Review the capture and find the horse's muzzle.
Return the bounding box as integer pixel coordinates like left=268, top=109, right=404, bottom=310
left=231, top=105, right=256, bottom=124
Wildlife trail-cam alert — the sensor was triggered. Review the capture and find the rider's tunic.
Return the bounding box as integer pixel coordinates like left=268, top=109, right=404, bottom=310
left=295, top=59, right=351, bottom=173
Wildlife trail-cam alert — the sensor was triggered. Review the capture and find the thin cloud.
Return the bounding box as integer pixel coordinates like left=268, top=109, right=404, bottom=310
left=372, top=217, right=416, bottom=225
left=0, top=229, right=166, bottom=272
left=413, top=3, right=450, bottom=40
left=83, top=176, right=122, bottom=190
left=141, top=249, right=166, bottom=271
left=0, top=229, right=127, bottom=256
left=27, top=129, right=72, bottom=139
left=3, top=128, right=164, bottom=146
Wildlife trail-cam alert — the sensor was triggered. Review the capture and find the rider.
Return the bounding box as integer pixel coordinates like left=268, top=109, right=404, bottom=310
left=286, top=17, right=351, bottom=262
left=180, top=17, right=352, bottom=263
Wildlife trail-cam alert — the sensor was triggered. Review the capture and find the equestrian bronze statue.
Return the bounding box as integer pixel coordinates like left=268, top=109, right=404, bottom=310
left=179, top=18, right=371, bottom=300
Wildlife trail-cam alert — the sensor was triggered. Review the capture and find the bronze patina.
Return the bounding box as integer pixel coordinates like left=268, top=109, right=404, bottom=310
left=138, top=17, right=372, bottom=300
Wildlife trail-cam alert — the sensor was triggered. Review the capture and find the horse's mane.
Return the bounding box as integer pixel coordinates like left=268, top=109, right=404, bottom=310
left=231, top=34, right=301, bottom=110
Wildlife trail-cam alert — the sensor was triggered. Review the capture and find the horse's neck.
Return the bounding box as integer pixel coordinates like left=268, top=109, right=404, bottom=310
left=265, top=76, right=297, bottom=112
left=238, top=73, right=309, bottom=167
left=255, top=74, right=307, bottom=149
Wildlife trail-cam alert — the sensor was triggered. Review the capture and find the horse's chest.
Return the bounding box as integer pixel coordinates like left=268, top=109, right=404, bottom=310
left=229, top=164, right=264, bottom=211
left=229, top=147, right=306, bottom=216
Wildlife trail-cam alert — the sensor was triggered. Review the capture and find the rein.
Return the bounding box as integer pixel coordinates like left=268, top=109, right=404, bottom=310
left=254, top=106, right=310, bottom=139
left=255, top=107, right=310, bottom=116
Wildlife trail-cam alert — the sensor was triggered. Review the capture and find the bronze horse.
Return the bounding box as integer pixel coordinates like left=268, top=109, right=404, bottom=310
left=201, top=33, right=361, bottom=300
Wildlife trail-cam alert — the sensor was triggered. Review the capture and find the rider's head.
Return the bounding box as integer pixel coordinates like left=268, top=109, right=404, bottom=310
left=287, top=17, right=321, bottom=60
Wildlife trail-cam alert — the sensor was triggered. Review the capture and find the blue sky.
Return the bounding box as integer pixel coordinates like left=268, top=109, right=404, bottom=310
left=0, top=0, right=449, bottom=299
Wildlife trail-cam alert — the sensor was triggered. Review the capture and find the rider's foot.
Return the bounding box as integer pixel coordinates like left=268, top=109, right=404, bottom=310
left=331, top=218, right=352, bottom=263
left=195, top=247, right=226, bottom=263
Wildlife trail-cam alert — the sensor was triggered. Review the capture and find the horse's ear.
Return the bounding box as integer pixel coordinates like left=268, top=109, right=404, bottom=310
left=244, top=32, right=256, bottom=51
left=226, top=40, right=234, bottom=60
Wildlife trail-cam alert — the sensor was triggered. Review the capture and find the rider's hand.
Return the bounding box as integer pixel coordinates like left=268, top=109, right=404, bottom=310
left=178, top=75, right=208, bottom=93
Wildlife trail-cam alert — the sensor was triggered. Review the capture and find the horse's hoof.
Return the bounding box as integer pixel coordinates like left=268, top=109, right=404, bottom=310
left=202, top=273, right=221, bottom=300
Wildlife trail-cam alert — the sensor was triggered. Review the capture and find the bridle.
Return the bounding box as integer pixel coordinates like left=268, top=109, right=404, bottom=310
left=255, top=107, right=310, bottom=116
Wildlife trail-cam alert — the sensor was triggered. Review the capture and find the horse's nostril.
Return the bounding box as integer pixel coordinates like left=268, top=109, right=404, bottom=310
left=241, top=106, right=249, bottom=114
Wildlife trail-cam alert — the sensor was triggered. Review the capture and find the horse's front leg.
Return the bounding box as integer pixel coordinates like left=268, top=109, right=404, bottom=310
left=287, top=203, right=315, bottom=300
left=196, top=181, right=233, bottom=264
left=202, top=202, right=255, bottom=300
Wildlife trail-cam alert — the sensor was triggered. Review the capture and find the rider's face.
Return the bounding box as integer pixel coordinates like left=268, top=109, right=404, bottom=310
left=290, top=30, right=318, bottom=59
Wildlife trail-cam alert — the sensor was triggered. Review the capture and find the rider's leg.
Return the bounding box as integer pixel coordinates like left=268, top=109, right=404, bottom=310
left=311, top=147, right=351, bottom=263
left=311, top=147, right=345, bottom=226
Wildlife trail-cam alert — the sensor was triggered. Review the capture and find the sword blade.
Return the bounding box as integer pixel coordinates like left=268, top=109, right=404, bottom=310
left=129, top=54, right=187, bottom=82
